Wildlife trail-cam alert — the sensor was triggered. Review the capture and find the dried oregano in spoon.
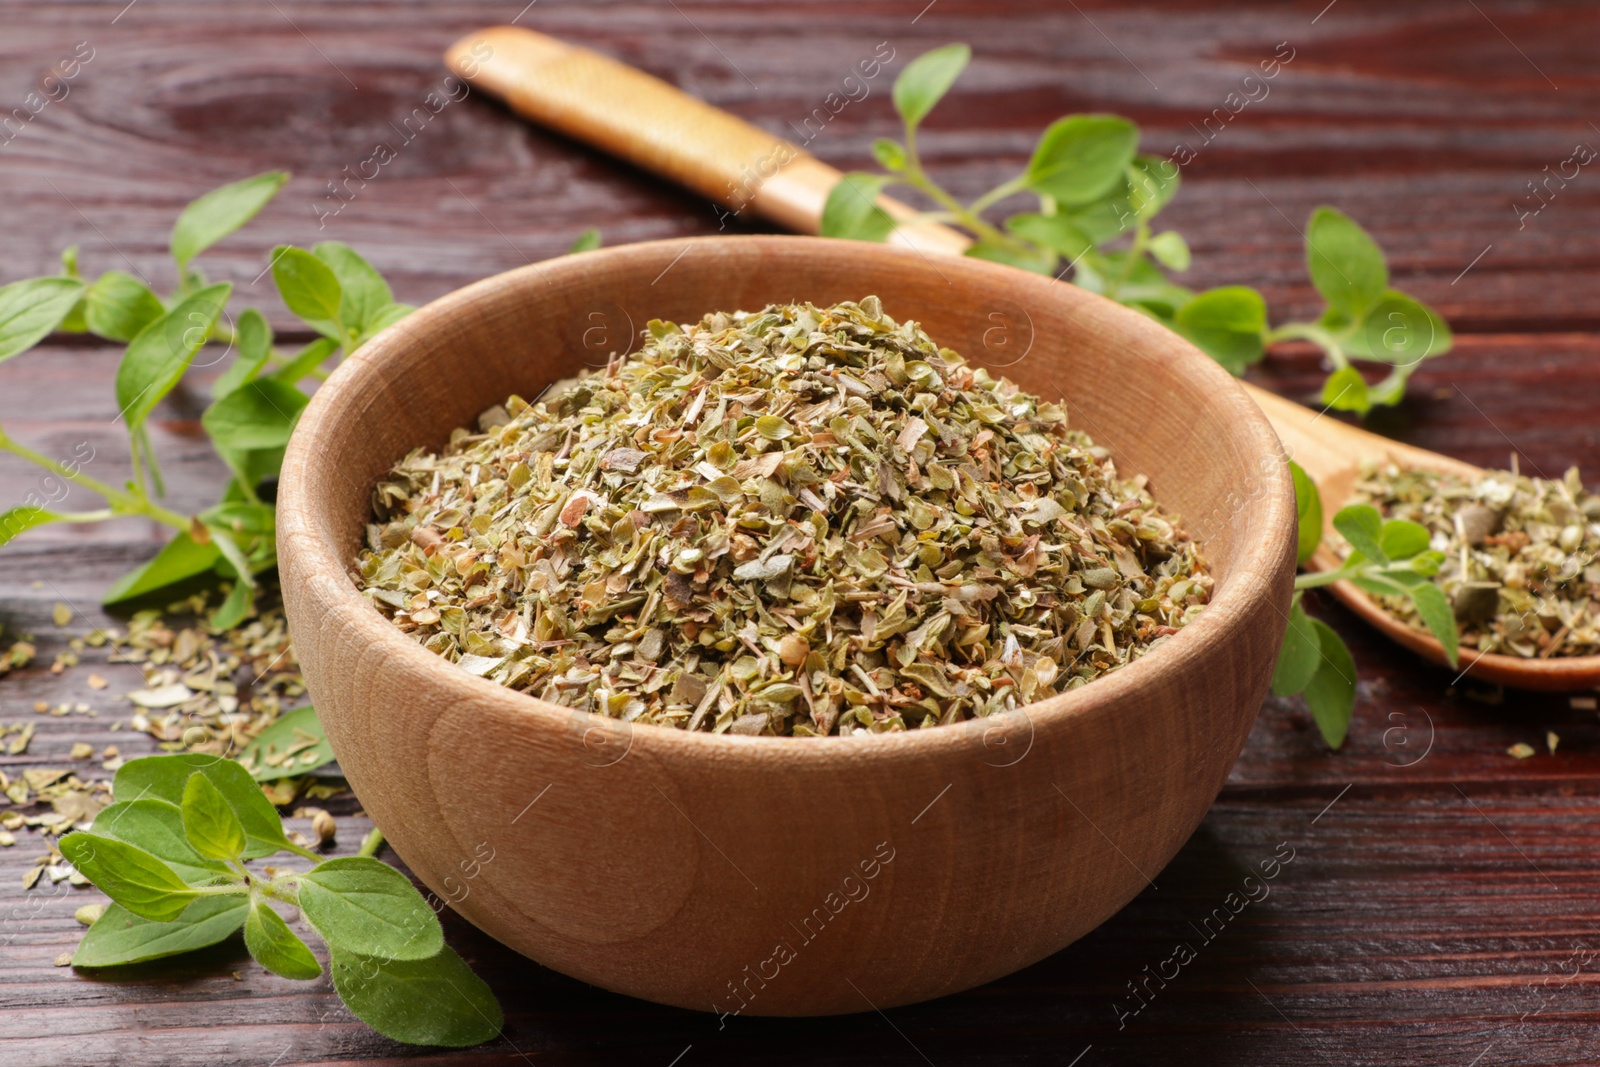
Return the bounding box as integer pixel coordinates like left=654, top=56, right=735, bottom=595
left=355, top=298, right=1210, bottom=736
left=1346, top=462, right=1600, bottom=658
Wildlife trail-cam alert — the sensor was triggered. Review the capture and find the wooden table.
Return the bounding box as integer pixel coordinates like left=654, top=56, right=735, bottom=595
left=4, top=1, right=1599, bottom=1063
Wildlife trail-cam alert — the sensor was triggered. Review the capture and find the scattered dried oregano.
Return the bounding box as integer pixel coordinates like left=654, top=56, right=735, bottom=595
left=1348, top=462, right=1600, bottom=658
left=356, top=299, right=1210, bottom=736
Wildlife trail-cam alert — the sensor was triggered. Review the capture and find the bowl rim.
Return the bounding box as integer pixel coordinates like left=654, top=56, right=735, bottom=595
left=278, top=234, right=1296, bottom=760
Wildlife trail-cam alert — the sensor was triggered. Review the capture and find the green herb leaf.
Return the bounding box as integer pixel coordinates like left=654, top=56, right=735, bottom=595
left=0, top=276, right=86, bottom=362
left=1127, top=155, right=1181, bottom=219
left=1147, top=231, right=1190, bottom=272
left=92, top=798, right=233, bottom=884
left=1021, top=115, right=1139, bottom=207
left=314, top=241, right=392, bottom=341
left=1288, top=460, right=1323, bottom=567
left=568, top=228, right=602, bottom=254
left=1333, top=503, right=1387, bottom=564
left=364, top=302, right=416, bottom=337
left=246, top=898, right=322, bottom=980
left=1407, top=580, right=1461, bottom=667
left=114, top=283, right=232, bottom=430
left=84, top=271, right=166, bottom=343
left=1173, top=286, right=1267, bottom=374
left=820, top=173, right=897, bottom=243
left=1345, top=290, right=1453, bottom=365
left=1270, top=596, right=1323, bottom=696
left=181, top=772, right=248, bottom=862
left=267, top=337, right=336, bottom=386
left=171, top=171, right=289, bottom=269
left=114, top=754, right=299, bottom=860
left=298, top=857, right=443, bottom=962
left=210, top=579, right=256, bottom=631
left=240, top=706, right=335, bottom=781
left=213, top=308, right=274, bottom=398
left=102, top=531, right=223, bottom=606
left=270, top=245, right=343, bottom=336
left=871, top=138, right=907, bottom=171
left=892, top=43, right=969, bottom=127
left=963, top=239, right=1057, bottom=275
left=1303, top=619, right=1355, bottom=749
left=58, top=832, right=206, bottom=922
left=0, top=505, right=66, bottom=548
left=1005, top=213, right=1094, bottom=261
left=329, top=945, right=503, bottom=1047
left=1379, top=518, right=1431, bottom=561
left=1320, top=365, right=1370, bottom=413
left=1305, top=206, right=1387, bottom=319
left=72, top=897, right=249, bottom=968
left=203, top=379, right=309, bottom=454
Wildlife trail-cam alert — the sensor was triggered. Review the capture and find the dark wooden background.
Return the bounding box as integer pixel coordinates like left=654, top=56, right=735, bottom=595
left=4, top=1, right=1600, bottom=1064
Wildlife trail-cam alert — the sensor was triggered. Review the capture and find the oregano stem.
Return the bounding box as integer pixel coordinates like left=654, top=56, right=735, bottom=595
left=0, top=429, right=189, bottom=531
left=899, top=125, right=1028, bottom=252
left=358, top=828, right=385, bottom=859
left=1266, top=321, right=1349, bottom=369
left=1106, top=221, right=1151, bottom=300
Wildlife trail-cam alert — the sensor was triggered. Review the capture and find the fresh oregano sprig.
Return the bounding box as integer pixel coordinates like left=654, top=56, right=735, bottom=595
left=0, top=177, right=604, bottom=623
left=821, top=43, right=1453, bottom=414
left=1275, top=461, right=1459, bottom=748
left=60, top=754, right=501, bottom=1047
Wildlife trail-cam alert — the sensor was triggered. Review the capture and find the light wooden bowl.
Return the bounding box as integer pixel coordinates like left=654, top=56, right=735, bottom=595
left=277, top=235, right=1296, bottom=1016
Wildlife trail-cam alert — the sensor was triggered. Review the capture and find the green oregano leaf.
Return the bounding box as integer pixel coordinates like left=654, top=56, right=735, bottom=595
left=0, top=505, right=66, bottom=548
left=298, top=857, right=444, bottom=962
left=1345, top=290, right=1453, bottom=365
left=820, top=173, right=896, bottom=243
left=1407, top=580, right=1461, bottom=667
left=1378, top=518, right=1431, bottom=561
left=1005, top=213, right=1094, bottom=260
left=84, top=271, right=165, bottom=343
left=1305, top=206, right=1387, bottom=319
left=329, top=944, right=503, bottom=1047
left=0, top=276, right=86, bottom=362
left=1173, top=286, right=1266, bottom=374
left=101, top=531, right=223, bottom=606
left=568, top=228, right=602, bottom=254
left=181, top=772, right=247, bottom=862
left=58, top=833, right=207, bottom=922
left=963, top=239, right=1057, bottom=275
left=1021, top=115, right=1139, bottom=207
left=1303, top=619, right=1355, bottom=749
left=113, top=754, right=299, bottom=860
left=114, top=283, right=232, bottom=430
left=245, top=898, right=323, bottom=980
left=73, top=897, right=249, bottom=968
left=1270, top=596, right=1322, bottom=697
left=270, top=245, right=343, bottom=336
left=1147, top=231, right=1190, bottom=272
left=92, top=798, right=233, bottom=884
left=212, top=307, right=275, bottom=399
left=239, top=706, right=335, bottom=781
left=1288, top=460, right=1323, bottom=567
left=1332, top=503, right=1387, bottom=564
left=171, top=171, right=289, bottom=269
left=314, top=241, right=392, bottom=342
left=892, top=43, right=969, bottom=128
left=1320, top=365, right=1370, bottom=413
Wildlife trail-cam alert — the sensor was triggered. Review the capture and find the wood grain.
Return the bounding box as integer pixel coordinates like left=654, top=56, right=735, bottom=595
left=3, top=0, right=1600, bottom=1062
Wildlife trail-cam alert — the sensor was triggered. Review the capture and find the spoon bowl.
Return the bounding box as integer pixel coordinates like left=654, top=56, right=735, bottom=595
left=277, top=235, right=1296, bottom=1014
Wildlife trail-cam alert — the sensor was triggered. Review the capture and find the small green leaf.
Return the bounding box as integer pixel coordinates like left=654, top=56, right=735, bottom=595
left=213, top=308, right=274, bottom=398
left=181, top=772, right=247, bottom=862
left=820, top=173, right=897, bottom=243
left=1005, top=213, right=1093, bottom=261
left=871, top=138, right=907, bottom=171
left=1270, top=597, right=1323, bottom=696
left=270, top=246, right=343, bottom=335
left=0, top=505, right=66, bottom=548
left=1288, top=460, right=1323, bottom=567
left=363, top=302, right=415, bottom=337
left=171, top=171, right=289, bottom=269
left=203, top=379, right=309, bottom=454
left=892, top=43, right=970, bottom=127
left=114, top=754, right=299, bottom=860
left=314, top=241, right=392, bottom=340
left=1333, top=504, right=1387, bottom=563
left=1127, top=155, right=1181, bottom=219
left=963, top=239, right=1057, bottom=275
left=73, top=897, right=249, bottom=968
left=0, top=277, right=86, bottom=361
left=240, top=706, right=335, bottom=781
left=329, top=944, right=503, bottom=1047
left=567, top=228, right=602, bottom=254
left=209, top=580, right=256, bottom=631
left=1408, top=581, right=1461, bottom=667
left=115, top=283, right=232, bottom=430
left=58, top=833, right=205, bottom=922
left=246, top=898, right=322, bottom=980
left=1345, top=290, right=1452, bottom=365
left=1303, top=619, right=1355, bottom=749
left=1379, top=518, right=1431, bottom=561
left=84, top=272, right=166, bottom=343
left=1146, top=231, right=1190, bottom=272
left=92, top=798, right=233, bottom=884
left=102, top=532, right=223, bottom=606
left=298, top=857, right=443, bottom=962
left=1320, top=365, right=1370, bottom=413
left=1021, top=115, right=1140, bottom=207
left=1173, top=286, right=1267, bottom=374
left=1305, top=206, right=1387, bottom=319
left=267, top=337, right=337, bottom=386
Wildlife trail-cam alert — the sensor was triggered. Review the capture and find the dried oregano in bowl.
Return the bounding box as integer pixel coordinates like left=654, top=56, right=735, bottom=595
left=354, top=298, right=1210, bottom=736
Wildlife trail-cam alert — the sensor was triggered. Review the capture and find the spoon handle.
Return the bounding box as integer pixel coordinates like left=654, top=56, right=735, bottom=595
left=445, top=27, right=968, bottom=256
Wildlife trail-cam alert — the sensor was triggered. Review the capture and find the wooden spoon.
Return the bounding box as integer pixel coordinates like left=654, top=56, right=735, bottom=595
left=445, top=26, right=1600, bottom=691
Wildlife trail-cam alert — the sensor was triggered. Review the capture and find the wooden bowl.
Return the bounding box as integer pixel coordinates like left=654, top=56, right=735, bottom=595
left=277, top=236, right=1296, bottom=1015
